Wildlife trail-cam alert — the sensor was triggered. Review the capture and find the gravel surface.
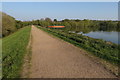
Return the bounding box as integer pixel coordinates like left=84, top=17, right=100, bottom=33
left=29, top=26, right=116, bottom=78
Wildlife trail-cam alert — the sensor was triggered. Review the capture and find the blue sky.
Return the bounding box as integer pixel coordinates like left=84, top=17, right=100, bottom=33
left=1, top=2, right=118, bottom=21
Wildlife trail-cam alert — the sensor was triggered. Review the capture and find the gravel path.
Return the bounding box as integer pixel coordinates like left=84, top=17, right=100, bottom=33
left=29, top=25, right=116, bottom=78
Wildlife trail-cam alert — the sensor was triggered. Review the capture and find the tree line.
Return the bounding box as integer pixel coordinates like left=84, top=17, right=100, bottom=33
left=21, top=18, right=119, bottom=33
left=1, top=12, right=120, bottom=37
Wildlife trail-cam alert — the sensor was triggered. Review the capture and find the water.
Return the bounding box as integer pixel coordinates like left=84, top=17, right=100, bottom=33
left=77, top=31, right=119, bottom=44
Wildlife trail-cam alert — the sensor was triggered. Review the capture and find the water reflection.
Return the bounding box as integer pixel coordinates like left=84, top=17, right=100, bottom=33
left=77, top=31, right=119, bottom=44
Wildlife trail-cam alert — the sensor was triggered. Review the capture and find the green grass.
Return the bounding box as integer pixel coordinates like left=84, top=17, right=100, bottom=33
left=37, top=26, right=119, bottom=65
left=0, top=39, right=2, bottom=79
left=2, top=26, right=31, bottom=78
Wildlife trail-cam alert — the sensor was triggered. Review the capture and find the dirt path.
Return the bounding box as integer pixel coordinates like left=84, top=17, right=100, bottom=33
left=29, top=25, right=116, bottom=78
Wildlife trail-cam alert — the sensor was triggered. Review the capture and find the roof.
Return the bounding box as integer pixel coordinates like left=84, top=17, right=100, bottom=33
left=48, top=26, right=65, bottom=28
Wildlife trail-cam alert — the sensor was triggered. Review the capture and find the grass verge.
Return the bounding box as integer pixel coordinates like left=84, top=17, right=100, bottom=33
left=0, top=39, right=2, bottom=79
left=2, top=26, right=31, bottom=78
left=20, top=30, right=32, bottom=78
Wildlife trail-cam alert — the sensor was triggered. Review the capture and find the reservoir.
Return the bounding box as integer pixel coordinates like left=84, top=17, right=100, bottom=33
left=77, top=31, right=119, bottom=44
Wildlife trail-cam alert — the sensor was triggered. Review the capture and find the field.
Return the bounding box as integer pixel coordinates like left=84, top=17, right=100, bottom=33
left=2, top=26, right=31, bottom=78
left=37, top=26, right=119, bottom=65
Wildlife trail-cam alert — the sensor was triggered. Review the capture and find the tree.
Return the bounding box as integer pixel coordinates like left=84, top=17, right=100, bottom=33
left=45, top=17, right=52, bottom=22
left=117, top=21, right=120, bottom=31
left=2, top=12, right=17, bottom=37
left=40, top=18, right=44, bottom=21
left=62, top=19, right=70, bottom=22
left=54, top=19, right=57, bottom=22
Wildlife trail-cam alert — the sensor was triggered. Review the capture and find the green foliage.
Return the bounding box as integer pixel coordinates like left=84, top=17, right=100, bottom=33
left=15, top=20, right=31, bottom=29
left=0, top=39, right=1, bottom=78
left=45, top=17, right=52, bottom=22
left=37, top=26, right=119, bottom=65
left=54, top=19, right=57, bottom=22
left=2, top=12, right=119, bottom=37
left=25, top=18, right=119, bottom=32
left=2, top=26, right=31, bottom=78
left=117, top=21, right=120, bottom=31
left=1, top=12, right=32, bottom=37
left=13, top=17, right=119, bottom=32
left=2, top=12, right=17, bottom=37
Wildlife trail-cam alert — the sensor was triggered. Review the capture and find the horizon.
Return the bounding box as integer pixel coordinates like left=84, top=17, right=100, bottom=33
left=1, top=2, right=118, bottom=21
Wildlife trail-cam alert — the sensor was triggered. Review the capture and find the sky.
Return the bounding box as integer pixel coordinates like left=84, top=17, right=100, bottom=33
left=1, top=0, right=120, bottom=2
left=1, top=2, right=118, bottom=21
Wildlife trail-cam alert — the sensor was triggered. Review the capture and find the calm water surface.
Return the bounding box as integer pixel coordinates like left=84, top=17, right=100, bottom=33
left=78, top=31, right=119, bottom=44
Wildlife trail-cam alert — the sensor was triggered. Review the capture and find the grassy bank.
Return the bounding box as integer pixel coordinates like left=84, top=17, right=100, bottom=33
left=2, top=26, right=31, bottom=78
left=37, top=26, right=119, bottom=66
left=0, top=39, right=2, bottom=79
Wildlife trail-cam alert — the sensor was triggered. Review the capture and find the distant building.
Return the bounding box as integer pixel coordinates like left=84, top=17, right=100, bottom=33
left=48, top=26, right=65, bottom=28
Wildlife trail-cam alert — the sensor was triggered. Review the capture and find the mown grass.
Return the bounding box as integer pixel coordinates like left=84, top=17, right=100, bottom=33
left=2, top=26, right=31, bottom=78
left=0, top=39, right=2, bottom=79
left=37, top=26, right=119, bottom=66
